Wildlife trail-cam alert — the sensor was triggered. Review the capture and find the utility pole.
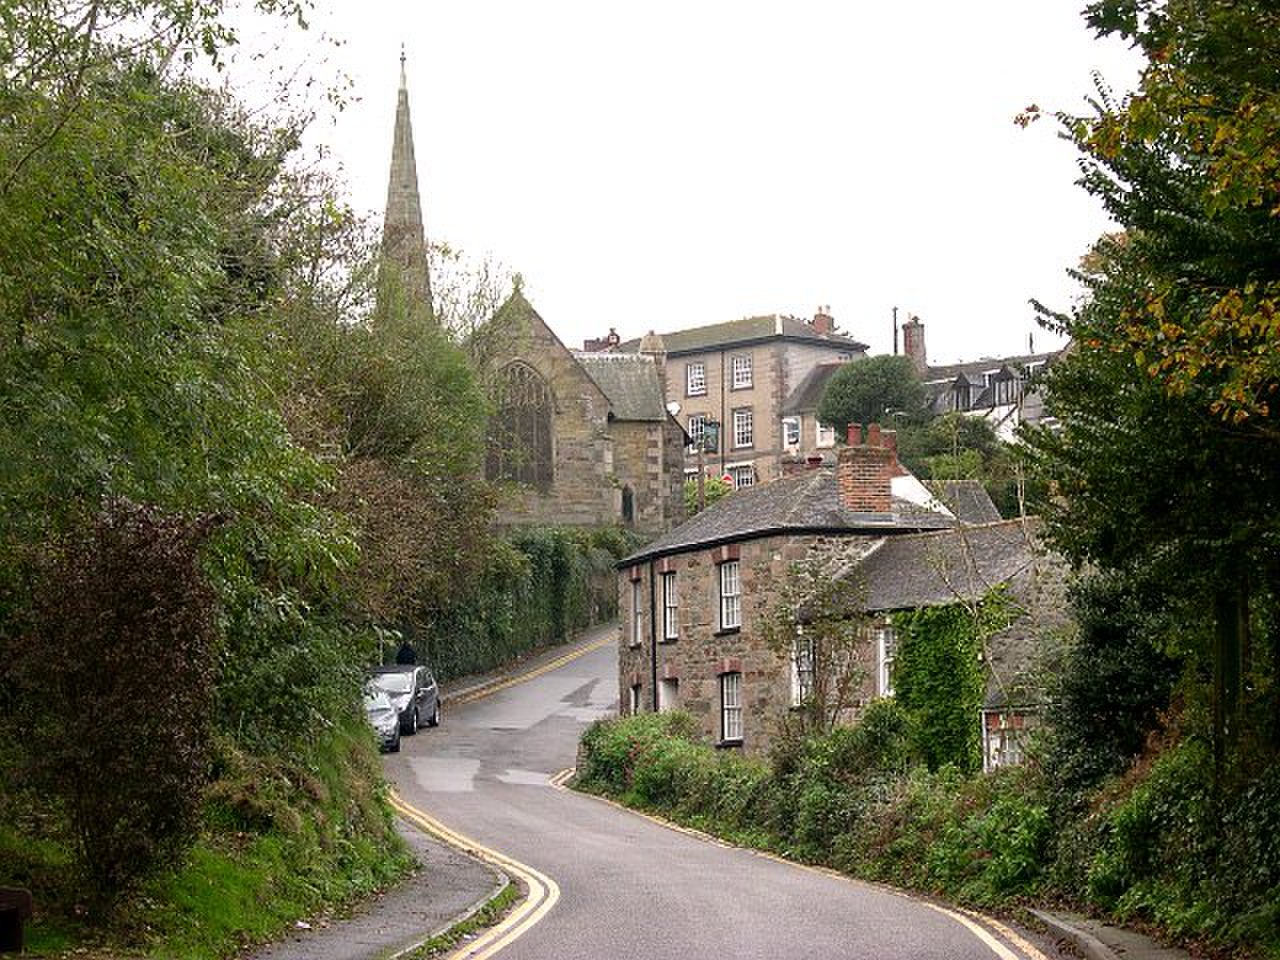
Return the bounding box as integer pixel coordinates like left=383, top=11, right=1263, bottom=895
left=893, top=306, right=899, bottom=355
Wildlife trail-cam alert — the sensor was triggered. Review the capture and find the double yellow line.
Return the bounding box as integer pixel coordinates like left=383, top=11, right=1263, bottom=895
left=448, top=634, right=614, bottom=707
left=389, top=634, right=611, bottom=959
left=389, top=791, right=560, bottom=960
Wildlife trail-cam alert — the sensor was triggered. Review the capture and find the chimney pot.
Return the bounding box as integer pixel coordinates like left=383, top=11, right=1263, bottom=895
left=847, top=423, right=862, bottom=446
left=867, top=422, right=882, bottom=446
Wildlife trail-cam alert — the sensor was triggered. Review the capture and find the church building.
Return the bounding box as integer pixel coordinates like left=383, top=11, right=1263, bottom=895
left=379, top=59, right=685, bottom=535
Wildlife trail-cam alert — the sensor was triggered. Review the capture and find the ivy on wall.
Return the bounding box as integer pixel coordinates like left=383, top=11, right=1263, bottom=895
left=891, top=590, right=1014, bottom=773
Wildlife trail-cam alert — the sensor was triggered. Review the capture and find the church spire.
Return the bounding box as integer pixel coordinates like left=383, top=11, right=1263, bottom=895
left=381, top=45, right=432, bottom=316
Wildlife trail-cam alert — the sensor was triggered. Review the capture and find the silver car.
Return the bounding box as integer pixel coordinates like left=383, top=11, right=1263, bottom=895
left=363, top=685, right=401, bottom=752
left=370, top=665, right=440, bottom=735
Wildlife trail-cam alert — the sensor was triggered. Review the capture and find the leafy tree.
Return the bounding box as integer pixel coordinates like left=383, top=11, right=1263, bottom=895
left=896, top=413, right=1037, bottom=518
left=683, top=475, right=732, bottom=516
left=1028, top=0, right=1280, bottom=759
left=817, top=355, right=927, bottom=431
left=3, top=500, right=220, bottom=917
left=1047, top=1, right=1280, bottom=431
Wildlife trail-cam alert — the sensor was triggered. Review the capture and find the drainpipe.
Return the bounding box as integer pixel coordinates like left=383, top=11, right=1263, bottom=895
left=649, top=558, right=659, bottom=712
left=719, top=348, right=727, bottom=475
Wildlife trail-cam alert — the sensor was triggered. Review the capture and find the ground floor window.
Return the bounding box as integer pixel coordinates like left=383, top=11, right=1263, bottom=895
left=629, top=683, right=642, bottom=716
left=876, top=625, right=896, bottom=697
left=791, top=633, right=814, bottom=707
left=727, top=463, right=755, bottom=489
left=658, top=677, right=679, bottom=712
left=720, top=671, right=743, bottom=743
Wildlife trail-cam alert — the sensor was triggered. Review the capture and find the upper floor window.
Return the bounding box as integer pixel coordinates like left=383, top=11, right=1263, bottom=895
left=731, top=354, right=753, bottom=389
left=720, top=671, right=743, bottom=743
left=686, top=362, right=707, bottom=396
left=816, top=422, right=836, bottom=448
left=629, top=682, right=643, bottom=716
left=994, top=376, right=1020, bottom=406
left=687, top=413, right=706, bottom=453
left=719, top=560, right=741, bottom=631
left=659, top=677, right=679, bottom=712
left=662, top=571, right=679, bottom=640
left=485, top=361, right=554, bottom=491
left=782, top=417, right=800, bottom=447
left=732, top=408, right=753, bottom=449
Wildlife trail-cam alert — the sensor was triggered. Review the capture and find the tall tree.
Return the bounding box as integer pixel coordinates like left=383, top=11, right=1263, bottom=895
left=1028, top=0, right=1280, bottom=760
left=817, top=355, right=926, bottom=430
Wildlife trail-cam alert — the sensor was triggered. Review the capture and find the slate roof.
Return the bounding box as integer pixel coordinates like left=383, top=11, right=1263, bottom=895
left=937, top=481, right=1003, bottom=524
left=782, top=362, right=847, bottom=415
left=574, top=352, right=668, bottom=422
left=621, top=466, right=954, bottom=565
left=851, top=519, right=1043, bottom=613
left=922, top=351, right=1058, bottom=385
left=619, top=315, right=868, bottom=356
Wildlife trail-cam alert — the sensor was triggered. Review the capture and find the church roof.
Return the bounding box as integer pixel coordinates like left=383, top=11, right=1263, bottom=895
left=381, top=51, right=431, bottom=310
left=574, top=352, right=668, bottom=422
left=620, top=315, right=867, bottom=357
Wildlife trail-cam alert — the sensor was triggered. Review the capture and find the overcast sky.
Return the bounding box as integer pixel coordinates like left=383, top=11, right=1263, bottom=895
left=231, top=2, right=1142, bottom=364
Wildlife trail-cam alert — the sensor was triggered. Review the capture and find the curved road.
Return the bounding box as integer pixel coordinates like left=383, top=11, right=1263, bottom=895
left=384, top=629, right=1055, bottom=960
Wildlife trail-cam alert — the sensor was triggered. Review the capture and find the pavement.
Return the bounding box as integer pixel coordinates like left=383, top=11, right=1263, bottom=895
left=248, top=620, right=1195, bottom=960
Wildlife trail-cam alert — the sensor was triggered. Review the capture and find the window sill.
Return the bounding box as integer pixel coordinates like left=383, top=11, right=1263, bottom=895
left=715, top=739, right=743, bottom=750
left=627, top=642, right=642, bottom=650
left=686, top=390, right=707, bottom=398
left=659, top=636, right=679, bottom=644
left=713, top=627, right=740, bottom=637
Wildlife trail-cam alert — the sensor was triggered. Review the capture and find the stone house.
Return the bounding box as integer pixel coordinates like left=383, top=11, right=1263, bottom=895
left=617, top=309, right=867, bottom=490
left=901, top=316, right=1061, bottom=442
left=617, top=423, right=1064, bottom=760
left=481, top=291, right=686, bottom=534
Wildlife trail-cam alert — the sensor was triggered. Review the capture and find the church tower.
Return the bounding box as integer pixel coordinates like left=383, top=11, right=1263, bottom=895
left=381, top=48, right=433, bottom=317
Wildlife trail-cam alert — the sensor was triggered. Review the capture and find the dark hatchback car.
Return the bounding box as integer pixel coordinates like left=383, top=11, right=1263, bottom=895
left=369, top=665, right=439, bottom=735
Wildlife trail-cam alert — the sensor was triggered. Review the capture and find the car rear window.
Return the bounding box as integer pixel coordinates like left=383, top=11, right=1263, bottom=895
left=373, top=672, right=413, bottom=694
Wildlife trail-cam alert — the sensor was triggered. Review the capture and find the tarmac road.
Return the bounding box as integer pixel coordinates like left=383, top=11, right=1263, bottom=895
left=383, top=627, right=1056, bottom=960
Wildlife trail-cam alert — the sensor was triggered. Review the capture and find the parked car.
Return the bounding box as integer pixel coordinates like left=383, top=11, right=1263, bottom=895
left=370, top=664, right=440, bottom=735
left=363, top=684, right=401, bottom=753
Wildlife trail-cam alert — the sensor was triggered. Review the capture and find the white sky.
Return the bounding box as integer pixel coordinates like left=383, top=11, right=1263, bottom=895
left=227, top=2, right=1142, bottom=365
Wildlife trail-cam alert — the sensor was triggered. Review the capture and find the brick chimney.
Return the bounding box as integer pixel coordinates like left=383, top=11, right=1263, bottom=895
left=811, top=305, right=835, bottom=336
left=837, top=423, right=895, bottom=513
left=901, top=315, right=926, bottom=374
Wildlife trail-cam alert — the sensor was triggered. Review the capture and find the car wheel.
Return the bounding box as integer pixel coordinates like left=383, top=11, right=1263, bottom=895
left=428, top=702, right=440, bottom=727
left=389, top=731, right=401, bottom=753
left=409, top=708, right=418, bottom=735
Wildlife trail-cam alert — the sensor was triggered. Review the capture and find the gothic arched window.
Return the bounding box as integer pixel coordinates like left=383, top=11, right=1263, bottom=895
left=486, top=361, right=554, bottom=491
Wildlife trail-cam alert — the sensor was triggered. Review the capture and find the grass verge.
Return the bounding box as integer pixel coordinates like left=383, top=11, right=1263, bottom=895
left=403, top=877, right=520, bottom=959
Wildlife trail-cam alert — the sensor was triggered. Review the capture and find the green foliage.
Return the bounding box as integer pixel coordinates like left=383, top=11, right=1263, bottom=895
left=683, top=475, right=732, bottom=516
left=895, top=413, right=1038, bottom=518
left=1041, top=572, right=1183, bottom=806
left=419, top=526, right=639, bottom=682
left=891, top=598, right=1011, bottom=773
left=817, top=355, right=927, bottom=430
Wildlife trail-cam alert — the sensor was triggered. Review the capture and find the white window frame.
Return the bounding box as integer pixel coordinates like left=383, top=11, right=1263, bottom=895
left=727, top=463, right=754, bottom=490
left=732, top=408, right=753, bottom=449
left=661, top=571, right=679, bottom=640
left=686, top=413, right=706, bottom=453
left=782, top=416, right=800, bottom=448
left=791, top=630, right=814, bottom=707
left=720, top=671, right=743, bottom=743
left=718, top=560, right=741, bottom=631
left=731, top=354, right=753, bottom=389
left=629, top=682, right=642, bottom=716
left=686, top=362, right=706, bottom=396
left=658, top=677, right=679, bottom=713
left=816, top=422, right=836, bottom=448
left=876, top=625, right=896, bottom=697
left=630, top=578, right=643, bottom=648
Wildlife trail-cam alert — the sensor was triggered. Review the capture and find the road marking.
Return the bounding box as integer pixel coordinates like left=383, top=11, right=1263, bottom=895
left=550, top=768, right=1049, bottom=960
left=390, top=790, right=560, bottom=960
left=449, top=634, right=614, bottom=707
